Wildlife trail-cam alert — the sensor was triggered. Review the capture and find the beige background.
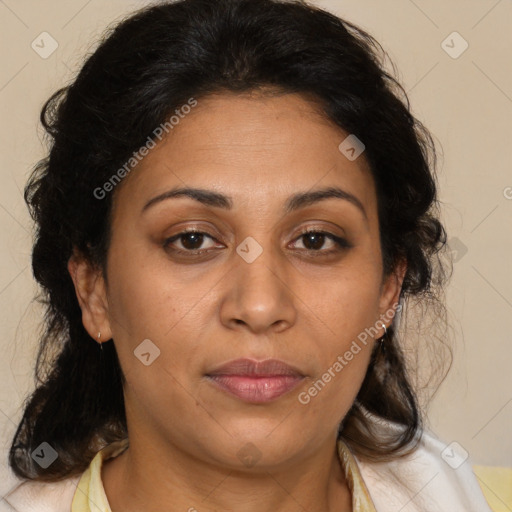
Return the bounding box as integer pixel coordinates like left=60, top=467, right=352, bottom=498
left=1, top=0, right=511, bottom=501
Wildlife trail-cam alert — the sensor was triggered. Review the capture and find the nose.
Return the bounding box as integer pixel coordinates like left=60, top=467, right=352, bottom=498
left=219, top=242, right=297, bottom=335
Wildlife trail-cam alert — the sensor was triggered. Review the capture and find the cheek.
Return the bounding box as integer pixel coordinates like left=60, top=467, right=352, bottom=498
left=303, top=262, right=383, bottom=343
left=297, top=324, right=374, bottom=427
left=299, top=355, right=371, bottom=421
left=294, top=263, right=381, bottom=407
left=105, top=244, right=222, bottom=390
left=106, top=237, right=209, bottom=336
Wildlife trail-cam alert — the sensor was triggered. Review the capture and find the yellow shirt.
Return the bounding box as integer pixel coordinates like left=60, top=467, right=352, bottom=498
left=472, top=465, right=512, bottom=512
left=71, top=437, right=377, bottom=511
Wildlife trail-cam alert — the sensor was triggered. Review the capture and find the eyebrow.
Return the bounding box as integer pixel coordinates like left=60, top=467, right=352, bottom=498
left=141, top=185, right=367, bottom=220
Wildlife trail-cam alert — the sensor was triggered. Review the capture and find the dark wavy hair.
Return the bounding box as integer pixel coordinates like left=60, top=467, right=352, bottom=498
left=9, top=0, right=452, bottom=482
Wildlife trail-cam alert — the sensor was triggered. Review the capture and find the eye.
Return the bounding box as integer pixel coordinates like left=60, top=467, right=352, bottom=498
left=290, top=229, right=351, bottom=255
left=163, top=230, right=221, bottom=255
left=163, top=228, right=352, bottom=258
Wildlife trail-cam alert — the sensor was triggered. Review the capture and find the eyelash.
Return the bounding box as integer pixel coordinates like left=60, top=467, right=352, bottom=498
left=163, top=228, right=352, bottom=257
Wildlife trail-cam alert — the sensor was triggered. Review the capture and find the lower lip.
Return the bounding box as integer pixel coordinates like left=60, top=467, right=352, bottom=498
left=206, top=375, right=304, bottom=403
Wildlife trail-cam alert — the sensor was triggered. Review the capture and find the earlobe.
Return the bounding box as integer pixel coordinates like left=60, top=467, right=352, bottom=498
left=67, top=250, right=112, bottom=343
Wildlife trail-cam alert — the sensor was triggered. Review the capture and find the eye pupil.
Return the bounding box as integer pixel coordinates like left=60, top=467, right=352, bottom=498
left=181, top=232, right=204, bottom=250
left=303, top=232, right=325, bottom=250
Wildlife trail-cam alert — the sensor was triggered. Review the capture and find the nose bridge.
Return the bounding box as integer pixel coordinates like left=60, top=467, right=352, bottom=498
left=220, top=234, right=297, bottom=333
left=238, top=237, right=283, bottom=293
left=236, top=235, right=287, bottom=303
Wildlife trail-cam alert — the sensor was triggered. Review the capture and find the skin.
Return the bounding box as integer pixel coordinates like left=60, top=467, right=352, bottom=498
left=68, top=91, right=406, bottom=512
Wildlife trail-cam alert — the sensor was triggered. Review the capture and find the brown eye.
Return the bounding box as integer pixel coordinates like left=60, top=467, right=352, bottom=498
left=301, top=232, right=327, bottom=251
left=178, top=232, right=205, bottom=250
left=292, top=230, right=351, bottom=254
left=163, top=230, right=219, bottom=254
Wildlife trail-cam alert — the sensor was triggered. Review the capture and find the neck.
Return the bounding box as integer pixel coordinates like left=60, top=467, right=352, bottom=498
left=102, top=434, right=352, bottom=512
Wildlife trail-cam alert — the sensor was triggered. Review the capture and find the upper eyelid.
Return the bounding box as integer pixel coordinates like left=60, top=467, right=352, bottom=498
left=171, top=227, right=341, bottom=237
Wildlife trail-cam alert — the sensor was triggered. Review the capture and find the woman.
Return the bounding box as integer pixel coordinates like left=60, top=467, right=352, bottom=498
left=4, top=0, right=492, bottom=510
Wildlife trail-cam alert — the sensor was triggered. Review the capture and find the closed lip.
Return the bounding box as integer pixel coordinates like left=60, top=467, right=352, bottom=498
left=205, top=358, right=305, bottom=377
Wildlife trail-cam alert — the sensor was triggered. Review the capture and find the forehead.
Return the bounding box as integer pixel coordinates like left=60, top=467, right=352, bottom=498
left=113, top=92, right=377, bottom=221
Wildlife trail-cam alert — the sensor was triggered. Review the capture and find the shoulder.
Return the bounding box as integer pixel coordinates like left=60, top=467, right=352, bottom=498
left=354, top=421, right=492, bottom=512
left=1, top=475, right=80, bottom=512
left=2, top=439, right=128, bottom=512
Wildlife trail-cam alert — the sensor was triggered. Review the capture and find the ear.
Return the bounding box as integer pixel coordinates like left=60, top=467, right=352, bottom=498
left=377, top=257, right=407, bottom=334
left=67, top=248, right=112, bottom=344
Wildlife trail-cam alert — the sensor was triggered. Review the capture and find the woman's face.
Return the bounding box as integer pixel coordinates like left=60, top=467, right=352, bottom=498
left=72, top=91, right=405, bottom=470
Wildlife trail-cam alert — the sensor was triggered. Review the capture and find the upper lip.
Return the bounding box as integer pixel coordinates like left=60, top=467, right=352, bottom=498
left=206, top=358, right=305, bottom=377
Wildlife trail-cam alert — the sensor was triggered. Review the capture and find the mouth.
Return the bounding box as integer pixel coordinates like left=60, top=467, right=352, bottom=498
left=205, top=358, right=306, bottom=403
